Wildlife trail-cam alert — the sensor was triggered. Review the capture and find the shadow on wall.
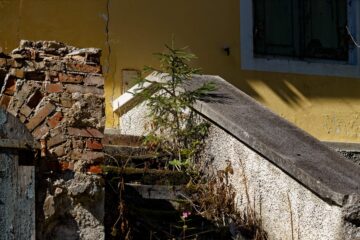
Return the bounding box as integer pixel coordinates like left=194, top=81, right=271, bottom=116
left=237, top=71, right=360, bottom=108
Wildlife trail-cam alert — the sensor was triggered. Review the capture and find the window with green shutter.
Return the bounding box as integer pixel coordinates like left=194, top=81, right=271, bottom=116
left=253, top=0, right=348, bottom=61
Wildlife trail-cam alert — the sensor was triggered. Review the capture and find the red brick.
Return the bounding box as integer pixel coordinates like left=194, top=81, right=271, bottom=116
left=59, top=161, right=74, bottom=171
left=47, top=133, right=66, bottom=148
left=59, top=73, right=84, bottom=83
left=0, top=95, right=11, bottom=109
left=4, top=77, right=16, bottom=95
left=86, top=139, right=103, bottom=150
left=87, top=165, right=102, bottom=174
left=47, top=111, right=63, bottom=128
left=10, top=68, right=24, bottom=79
left=26, top=102, right=56, bottom=131
left=84, top=75, right=104, bottom=87
left=32, top=124, right=50, bottom=140
left=67, top=128, right=104, bottom=139
left=45, top=83, right=63, bottom=93
left=66, top=62, right=101, bottom=73
left=67, top=127, right=92, bottom=137
left=86, top=128, right=104, bottom=138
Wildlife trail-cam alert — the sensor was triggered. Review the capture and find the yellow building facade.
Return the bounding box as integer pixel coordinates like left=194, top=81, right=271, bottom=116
left=0, top=0, right=359, bottom=143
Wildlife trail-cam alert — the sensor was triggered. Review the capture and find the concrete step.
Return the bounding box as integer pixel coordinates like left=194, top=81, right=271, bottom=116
left=103, top=166, right=190, bottom=185
left=125, top=183, right=185, bottom=200
left=103, top=144, right=157, bottom=159
left=102, top=132, right=144, bottom=147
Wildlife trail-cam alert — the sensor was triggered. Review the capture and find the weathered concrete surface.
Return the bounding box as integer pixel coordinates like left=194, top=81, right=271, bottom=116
left=185, top=75, right=360, bottom=206
left=43, top=173, right=104, bottom=240
left=119, top=102, right=150, bottom=136
left=116, top=74, right=360, bottom=239
left=204, top=124, right=345, bottom=240
left=324, top=141, right=360, bottom=166
left=189, top=75, right=360, bottom=239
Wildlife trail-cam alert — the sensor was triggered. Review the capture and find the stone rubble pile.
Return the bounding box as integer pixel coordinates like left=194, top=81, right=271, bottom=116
left=0, top=40, right=106, bottom=239
left=0, top=40, right=105, bottom=173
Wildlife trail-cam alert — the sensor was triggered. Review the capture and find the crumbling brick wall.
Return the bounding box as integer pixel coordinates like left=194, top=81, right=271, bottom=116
left=0, top=40, right=105, bottom=240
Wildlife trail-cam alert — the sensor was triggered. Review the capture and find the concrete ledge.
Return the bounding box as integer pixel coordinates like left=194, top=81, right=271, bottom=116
left=323, top=141, right=360, bottom=152
left=185, top=75, right=360, bottom=206
left=112, top=72, right=168, bottom=115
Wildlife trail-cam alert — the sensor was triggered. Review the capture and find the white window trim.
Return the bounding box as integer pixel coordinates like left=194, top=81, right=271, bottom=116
left=240, top=0, right=360, bottom=78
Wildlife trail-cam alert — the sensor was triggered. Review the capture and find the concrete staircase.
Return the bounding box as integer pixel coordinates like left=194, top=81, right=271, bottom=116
left=102, top=133, right=234, bottom=239
left=110, top=74, right=360, bottom=239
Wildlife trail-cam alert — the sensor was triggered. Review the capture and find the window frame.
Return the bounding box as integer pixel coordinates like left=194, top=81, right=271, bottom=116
left=240, top=0, right=360, bottom=78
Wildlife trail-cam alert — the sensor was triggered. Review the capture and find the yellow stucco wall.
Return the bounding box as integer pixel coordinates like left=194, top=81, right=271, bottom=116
left=0, top=0, right=359, bottom=143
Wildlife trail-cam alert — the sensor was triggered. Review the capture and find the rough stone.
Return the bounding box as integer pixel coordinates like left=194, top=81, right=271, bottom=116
left=81, top=151, right=104, bottom=163
left=9, top=81, right=33, bottom=112
left=68, top=172, right=103, bottom=198
left=66, top=62, right=101, bottom=74
left=43, top=195, right=56, bottom=220
left=51, top=144, right=66, bottom=157
left=72, top=139, right=85, bottom=149
left=19, top=104, right=32, bottom=117
left=84, top=75, right=104, bottom=87
left=86, top=139, right=103, bottom=150
left=66, top=84, right=104, bottom=96
left=47, top=133, right=66, bottom=148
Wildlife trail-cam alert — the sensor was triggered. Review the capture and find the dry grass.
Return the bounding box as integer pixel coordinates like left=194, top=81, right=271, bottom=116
left=186, top=161, right=268, bottom=240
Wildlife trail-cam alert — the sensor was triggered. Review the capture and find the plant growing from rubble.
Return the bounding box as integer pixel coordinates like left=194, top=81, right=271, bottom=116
left=136, top=44, right=215, bottom=171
